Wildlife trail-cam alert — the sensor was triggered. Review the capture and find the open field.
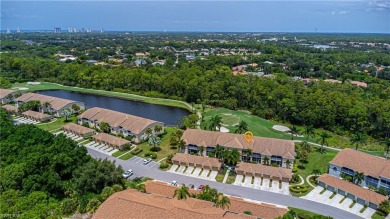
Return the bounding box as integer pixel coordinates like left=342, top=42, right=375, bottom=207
left=136, top=127, right=178, bottom=161
left=12, top=82, right=192, bottom=111
left=202, top=108, right=384, bottom=153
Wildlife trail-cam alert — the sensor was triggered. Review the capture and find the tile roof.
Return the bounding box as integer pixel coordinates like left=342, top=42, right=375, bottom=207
left=0, top=89, right=18, bottom=99
left=330, top=148, right=390, bottom=179
left=22, top=110, right=53, bottom=120
left=15, top=93, right=79, bottom=111
left=172, top=153, right=222, bottom=169
left=144, top=180, right=287, bottom=219
left=93, top=133, right=130, bottom=147
left=182, top=129, right=295, bottom=159
left=62, top=123, right=94, bottom=135
left=350, top=81, right=368, bottom=88
left=236, top=162, right=292, bottom=180
left=318, top=174, right=387, bottom=205
left=93, top=189, right=255, bottom=219
left=2, top=104, right=18, bottom=112
left=78, top=107, right=162, bottom=135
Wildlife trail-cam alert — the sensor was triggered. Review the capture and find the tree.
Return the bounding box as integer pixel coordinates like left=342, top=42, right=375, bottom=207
left=208, top=115, right=222, bottom=131
left=174, top=185, right=190, bottom=200
left=198, top=146, right=204, bottom=156
left=148, top=134, right=161, bottom=151
left=382, top=138, right=390, bottom=160
left=379, top=200, right=390, bottom=215
left=312, top=169, right=322, bottom=176
left=177, top=139, right=186, bottom=153
left=223, top=150, right=241, bottom=166
left=99, top=122, right=111, bottom=133
left=71, top=104, right=80, bottom=112
left=184, top=114, right=199, bottom=129
left=285, top=160, right=291, bottom=168
left=353, top=172, right=365, bottom=185
left=154, top=125, right=163, bottom=134
left=216, top=194, right=231, bottom=209
left=262, top=156, right=270, bottom=165
left=242, top=149, right=252, bottom=162
left=304, top=125, right=315, bottom=141
left=42, top=101, right=51, bottom=113
left=61, top=109, right=72, bottom=122
left=300, top=150, right=308, bottom=162
left=289, top=125, right=300, bottom=140
left=214, top=145, right=225, bottom=159
left=350, top=132, right=367, bottom=150
left=170, top=136, right=178, bottom=149
left=145, top=128, right=153, bottom=137
left=235, top=120, right=248, bottom=134
left=0, top=77, right=11, bottom=88
left=300, top=141, right=311, bottom=152
left=86, top=198, right=101, bottom=213
left=100, top=186, right=114, bottom=200
left=317, top=131, right=331, bottom=153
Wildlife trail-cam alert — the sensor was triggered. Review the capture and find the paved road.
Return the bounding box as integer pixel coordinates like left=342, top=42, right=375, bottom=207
left=87, top=148, right=362, bottom=219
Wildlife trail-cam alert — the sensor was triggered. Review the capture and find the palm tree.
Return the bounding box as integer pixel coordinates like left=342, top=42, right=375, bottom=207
left=214, top=144, right=225, bottom=159
left=154, top=125, right=163, bottom=134
left=198, top=146, right=204, bottom=156
left=148, top=134, right=161, bottom=151
left=285, top=160, right=291, bottom=168
left=234, top=120, right=248, bottom=134
left=216, top=194, right=231, bottom=209
left=317, top=131, right=331, bottom=153
left=177, top=139, right=186, bottom=153
left=304, top=125, right=315, bottom=141
left=242, top=149, right=252, bottom=162
left=351, top=132, right=367, bottom=151
left=262, top=156, right=270, bottom=165
left=71, top=104, right=80, bottom=113
left=174, top=185, right=190, bottom=200
left=145, top=128, right=153, bottom=137
left=42, top=101, right=51, bottom=113
left=61, top=109, right=72, bottom=121
left=209, top=115, right=222, bottom=131
left=300, top=141, right=311, bottom=152
left=354, top=172, right=365, bottom=185
left=381, top=138, right=390, bottom=160
left=289, top=125, right=300, bottom=140
left=223, top=150, right=241, bottom=166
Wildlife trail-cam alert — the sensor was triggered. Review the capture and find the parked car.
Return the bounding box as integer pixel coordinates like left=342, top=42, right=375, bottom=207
left=122, top=169, right=133, bottom=178
left=188, top=184, right=195, bottom=189
left=170, top=180, right=178, bottom=186
left=198, top=185, right=204, bottom=190
left=143, top=158, right=152, bottom=165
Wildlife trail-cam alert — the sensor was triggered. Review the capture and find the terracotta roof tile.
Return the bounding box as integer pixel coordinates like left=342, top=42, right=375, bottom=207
left=62, top=123, right=95, bottom=135
left=182, top=129, right=295, bottom=159
left=236, top=162, right=292, bottom=180
left=15, top=93, right=79, bottom=110
left=330, top=148, right=390, bottom=179
left=2, top=104, right=18, bottom=112
left=22, top=110, right=53, bottom=120
left=318, top=174, right=387, bottom=205
left=93, top=133, right=130, bottom=147
left=0, top=89, right=19, bottom=99
left=78, top=107, right=163, bottom=135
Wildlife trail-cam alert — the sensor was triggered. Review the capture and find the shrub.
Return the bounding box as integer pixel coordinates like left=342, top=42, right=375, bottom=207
left=144, top=152, right=157, bottom=159
left=289, top=185, right=309, bottom=193
left=82, top=122, right=89, bottom=127
left=291, top=174, right=300, bottom=183
left=166, top=154, right=174, bottom=164
left=292, top=167, right=298, bottom=173
left=61, top=198, right=77, bottom=215
left=271, top=163, right=279, bottom=167
left=243, top=210, right=252, bottom=215
left=159, top=162, right=169, bottom=169
left=131, top=148, right=143, bottom=155
left=121, top=144, right=131, bottom=151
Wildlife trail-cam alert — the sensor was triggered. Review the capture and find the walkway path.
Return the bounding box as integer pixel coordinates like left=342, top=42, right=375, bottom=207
left=294, top=140, right=342, bottom=151
left=87, top=148, right=362, bottom=219
left=117, top=146, right=137, bottom=159
left=222, top=169, right=230, bottom=183
left=291, top=175, right=304, bottom=186
left=306, top=175, right=317, bottom=188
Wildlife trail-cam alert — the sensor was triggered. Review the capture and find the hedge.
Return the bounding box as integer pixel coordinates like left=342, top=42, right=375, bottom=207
left=131, top=148, right=143, bottom=155
left=159, top=162, right=169, bottom=169
left=289, top=185, right=309, bottom=193
left=144, top=152, right=157, bottom=159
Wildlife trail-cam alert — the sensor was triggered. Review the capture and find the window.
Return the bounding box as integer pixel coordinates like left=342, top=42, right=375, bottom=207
left=341, top=167, right=354, bottom=177
left=252, top=153, right=261, bottom=163
left=366, top=175, right=379, bottom=188
left=271, top=156, right=282, bottom=167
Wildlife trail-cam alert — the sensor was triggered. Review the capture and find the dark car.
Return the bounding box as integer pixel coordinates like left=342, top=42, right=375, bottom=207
left=188, top=184, right=195, bottom=189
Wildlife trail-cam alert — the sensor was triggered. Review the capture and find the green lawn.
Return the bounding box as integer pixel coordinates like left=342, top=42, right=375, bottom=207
left=112, top=150, right=129, bottom=158
left=371, top=212, right=386, bottom=219
left=202, top=108, right=383, bottom=152
left=36, top=116, right=78, bottom=132
left=118, top=152, right=133, bottom=160
left=288, top=207, right=332, bottom=218
left=226, top=175, right=236, bottom=184
left=215, top=174, right=224, bottom=183
left=136, top=127, right=178, bottom=161
left=12, top=82, right=192, bottom=111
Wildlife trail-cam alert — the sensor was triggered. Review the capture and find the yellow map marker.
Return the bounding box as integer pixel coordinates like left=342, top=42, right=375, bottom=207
left=243, top=131, right=254, bottom=143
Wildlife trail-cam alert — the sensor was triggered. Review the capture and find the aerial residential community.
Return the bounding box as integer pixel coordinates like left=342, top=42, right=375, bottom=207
left=1, top=1, right=390, bottom=219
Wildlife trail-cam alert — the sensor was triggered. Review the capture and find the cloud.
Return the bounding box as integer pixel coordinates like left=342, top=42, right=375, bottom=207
left=366, top=0, right=390, bottom=12
left=331, top=10, right=349, bottom=15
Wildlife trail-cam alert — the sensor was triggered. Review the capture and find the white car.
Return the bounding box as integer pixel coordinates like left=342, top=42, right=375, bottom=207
left=123, top=169, right=133, bottom=178
left=143, top=158, right=152, bottom=165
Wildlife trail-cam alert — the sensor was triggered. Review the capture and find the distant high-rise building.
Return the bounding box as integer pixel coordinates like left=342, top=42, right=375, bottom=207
left=16, top=27, right=21, bottom=33
left=101, top=29, right=104, bottom=33
left=6, top=28, right=10, bottom=34
left=54, top=27, right=61, bottom=33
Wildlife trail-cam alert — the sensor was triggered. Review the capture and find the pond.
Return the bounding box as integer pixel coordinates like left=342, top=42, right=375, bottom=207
left=37, top=90, right=190, bottom=126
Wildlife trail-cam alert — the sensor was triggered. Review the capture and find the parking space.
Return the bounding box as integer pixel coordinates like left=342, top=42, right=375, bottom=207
left=177, top=166, right=186, bottom=174
left=81, top=140, right=119, bottom=156
left=303, top=186, right=376, bottom=218
left=233, top=175, right=244, bottom=186
left=168, top=165, right=179, bottom=173
left=253, top=177, right=261, bottom=189
left=200, top=169, right=210, bottom=178
left=281, top=182, right=289, bottom=195
left=127, top=156, right=159, bottom=169
left=185, top=166, right=195, bottom=175
left=13, top=116, right=40, bottom=125
left=208, top=171, right=218, bottom=181
left=192, top=167, right=202, bottom=177
left=242, top=176, right=252, bottom=187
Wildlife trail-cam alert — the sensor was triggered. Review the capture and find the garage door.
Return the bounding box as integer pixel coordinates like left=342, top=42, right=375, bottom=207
left=347, top=193, right=355, bottom=200
left=369, top=202, right=377, bottom=209
left=338, top=189, right=345, bottom=196
left=357, top=198, right=365, bottom=205
left=319, top=182, right=325, bottom=188
left=327, top=186, right=335, bottom=192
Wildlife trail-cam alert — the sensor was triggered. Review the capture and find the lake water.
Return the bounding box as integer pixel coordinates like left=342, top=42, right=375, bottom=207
left=37, top=90, right=190, bottom=125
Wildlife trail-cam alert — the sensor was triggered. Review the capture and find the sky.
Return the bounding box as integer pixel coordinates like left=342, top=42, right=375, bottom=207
left=1, top=0, right=389, bottom=33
